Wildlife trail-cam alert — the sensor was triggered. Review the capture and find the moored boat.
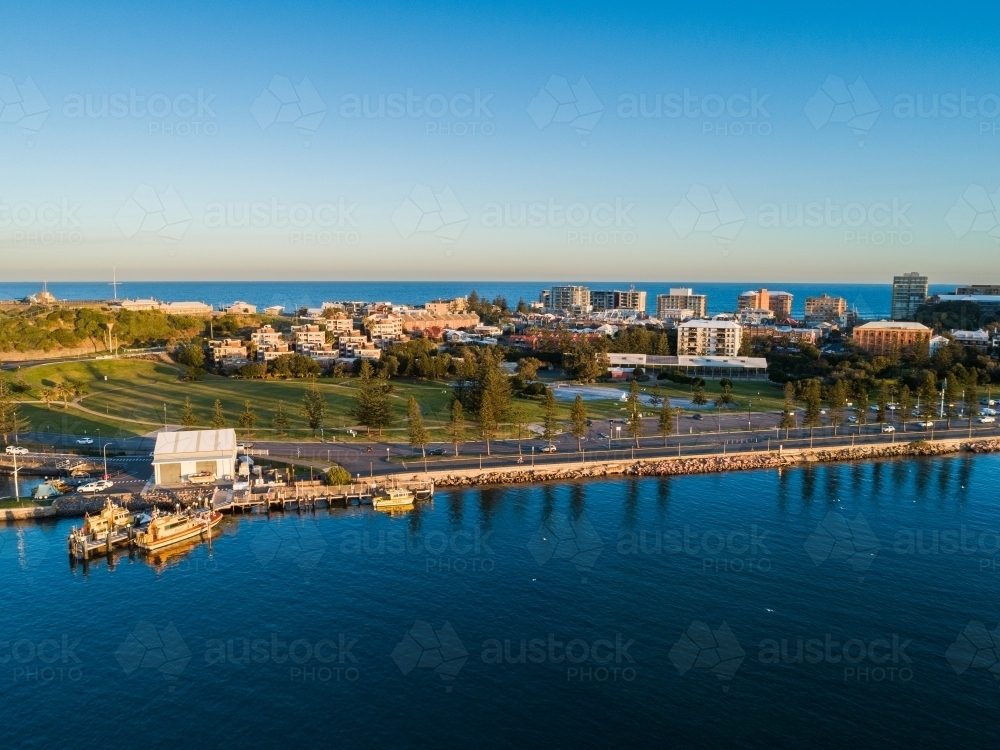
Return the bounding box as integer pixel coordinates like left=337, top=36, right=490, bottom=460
left=372, top=487, right=415, bottom=510
left=67, top=499, right=137, bottom=559
left=134, top=507, right=222, bottom=552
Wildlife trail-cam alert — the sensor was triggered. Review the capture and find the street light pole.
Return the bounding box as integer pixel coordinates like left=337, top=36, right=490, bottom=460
left=102, top=440, right=109, bottom=480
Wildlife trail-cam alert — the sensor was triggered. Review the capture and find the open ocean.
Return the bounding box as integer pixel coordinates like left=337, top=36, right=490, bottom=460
left=0, top=280, right=955, bottom=319
left=3, top=456, right=1000, bottom=748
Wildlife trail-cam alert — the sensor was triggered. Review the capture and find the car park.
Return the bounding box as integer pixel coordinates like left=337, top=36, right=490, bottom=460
left=5, top=446, right=28, bottom=455
left=78, top=480, right=113, bottom=494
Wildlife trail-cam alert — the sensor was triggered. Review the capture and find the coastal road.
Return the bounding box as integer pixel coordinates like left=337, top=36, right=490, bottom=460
left=252, top=417, right=1000, bottom=479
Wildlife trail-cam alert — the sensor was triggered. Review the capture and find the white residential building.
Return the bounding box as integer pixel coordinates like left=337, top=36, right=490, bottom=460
left=291, top=324, right=326, bottom=352
left=676, top=319, right=742, bottom=357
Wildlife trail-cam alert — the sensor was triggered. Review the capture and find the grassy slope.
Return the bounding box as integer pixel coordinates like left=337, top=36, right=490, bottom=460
left=5, top=359, right=786, bottom=442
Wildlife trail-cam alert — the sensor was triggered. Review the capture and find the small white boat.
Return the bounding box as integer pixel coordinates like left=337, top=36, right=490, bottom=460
left=372, top=487, right=415, bottom=510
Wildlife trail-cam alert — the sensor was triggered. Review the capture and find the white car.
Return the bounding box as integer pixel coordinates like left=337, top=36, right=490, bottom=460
left=78, top=480, right=113, bottom=494
left=881, top=425, right=896, bottom=433
left=540, top=445, right=557, bottom=453
left=980, top=416, right=996, bottom=424
left=5, top=446, right=28, bottom=455
left=847, top=416, right=858, bottom=423
left=982, top=408, right=997, bottom=416
left=76, top=437, right=94, bottom=445
left=919, top=421, right=935, bottom=428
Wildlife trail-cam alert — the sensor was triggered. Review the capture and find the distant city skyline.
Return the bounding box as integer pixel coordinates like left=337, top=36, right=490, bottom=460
left=3, top=2, right=1000, bottom=280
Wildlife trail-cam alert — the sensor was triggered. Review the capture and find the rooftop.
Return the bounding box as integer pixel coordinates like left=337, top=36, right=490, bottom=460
left=855, top=320, right=931, bottom=331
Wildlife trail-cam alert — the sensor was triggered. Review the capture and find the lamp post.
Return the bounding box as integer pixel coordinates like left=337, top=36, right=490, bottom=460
left=102, top=440, right=109, bottom=480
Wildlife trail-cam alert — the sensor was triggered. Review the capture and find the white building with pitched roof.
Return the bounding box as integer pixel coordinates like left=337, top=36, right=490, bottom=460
left=152, top=428, right=237, bottom=485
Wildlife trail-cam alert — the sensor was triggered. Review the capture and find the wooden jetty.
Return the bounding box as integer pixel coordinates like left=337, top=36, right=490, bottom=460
left=213, top=479, right=434, bottom=514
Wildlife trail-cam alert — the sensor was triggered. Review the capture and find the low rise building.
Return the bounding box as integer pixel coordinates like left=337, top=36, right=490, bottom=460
left=222, top=301, right=257, bottom=315
left=676, top=319, right=742, bottom=357
left=291, top=324, right=326, bottom=353
left=654, top=308, right=696, bottom=325
left=250, top=325, right=283, bottom=348
left=951, top=329, right=991, bottom=351
left=853, top=320, right=931, bottom=355
left=208, top=338, right=247, bottom=363
left=152, top=428, right=236, bottom=485
left=365, top=313, right=404, bottom=338
left=605, top=353, right=767, bottom=380
left=162, top=301, right=214, bottom=315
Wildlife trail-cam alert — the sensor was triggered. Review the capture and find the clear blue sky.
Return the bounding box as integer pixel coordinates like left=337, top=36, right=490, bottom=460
left=2, top=1, right=999, bottom=284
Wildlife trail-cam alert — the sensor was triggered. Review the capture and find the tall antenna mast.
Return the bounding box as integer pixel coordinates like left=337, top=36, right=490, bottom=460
left=110, top=265, right=120, bottom=300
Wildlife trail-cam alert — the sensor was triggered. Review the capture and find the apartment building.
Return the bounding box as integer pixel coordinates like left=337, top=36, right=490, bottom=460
left=365, top=313, right=404, bottom=338
left=890, top=272, right=928, bottom=320
left=676, top=319, right=742, bottom=357
left=208, top=338, right=247, bottom=363
left=804, top=294, right=847, bottom=323
left=738, top=289, right=793, bottom=321
left=590, top=288, right=647, bottom=312
left=854, top=320, right=931, bottom=355
left=291, top=324, right=326, bottom=352
left=250, top=325, right=283, bottom=347
left=548, top=285, right=592, bottom=313
left=656, top=288, right=707, bottom=319
left=425, top=297, right=469, bottom=316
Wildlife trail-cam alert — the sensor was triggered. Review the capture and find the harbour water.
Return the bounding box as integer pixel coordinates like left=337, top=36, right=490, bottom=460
left=3, top=454, right=1000, bottom=747
left=0, top=280, right=955, bottom=319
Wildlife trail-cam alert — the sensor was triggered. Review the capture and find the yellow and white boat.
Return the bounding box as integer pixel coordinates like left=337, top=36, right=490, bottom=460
left=372, top=487, right=415, bottom=510
left=135, top=508, right=222, bottom=552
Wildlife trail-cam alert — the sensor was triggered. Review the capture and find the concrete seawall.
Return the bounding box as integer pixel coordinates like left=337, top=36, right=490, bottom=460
left=4, top=437, right=999, bottom=521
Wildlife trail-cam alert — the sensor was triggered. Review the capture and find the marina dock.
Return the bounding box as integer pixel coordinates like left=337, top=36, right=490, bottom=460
left=213, top=479, right=434, bottom=513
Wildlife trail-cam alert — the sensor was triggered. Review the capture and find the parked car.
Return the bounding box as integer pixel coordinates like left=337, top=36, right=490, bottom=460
left=980, top=416, right=996, bottom=424
left=5, top=446, right=28, bottom=455
left=692, top=413, right=703, bottom=421
left=881, top=425, right=896, bottom=433
left=847, top=416, right=858, bottom=423
left=919, top=421, right=935, bottom=428
left=982, top=408, right=997, bottom=416
left=427, top=448, right=446, bottom=456
left=78, top=480, right=113, bottom=494
left=540, top=445, right=557, bottom=453
left=76, top=437, right=94, bottom=445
